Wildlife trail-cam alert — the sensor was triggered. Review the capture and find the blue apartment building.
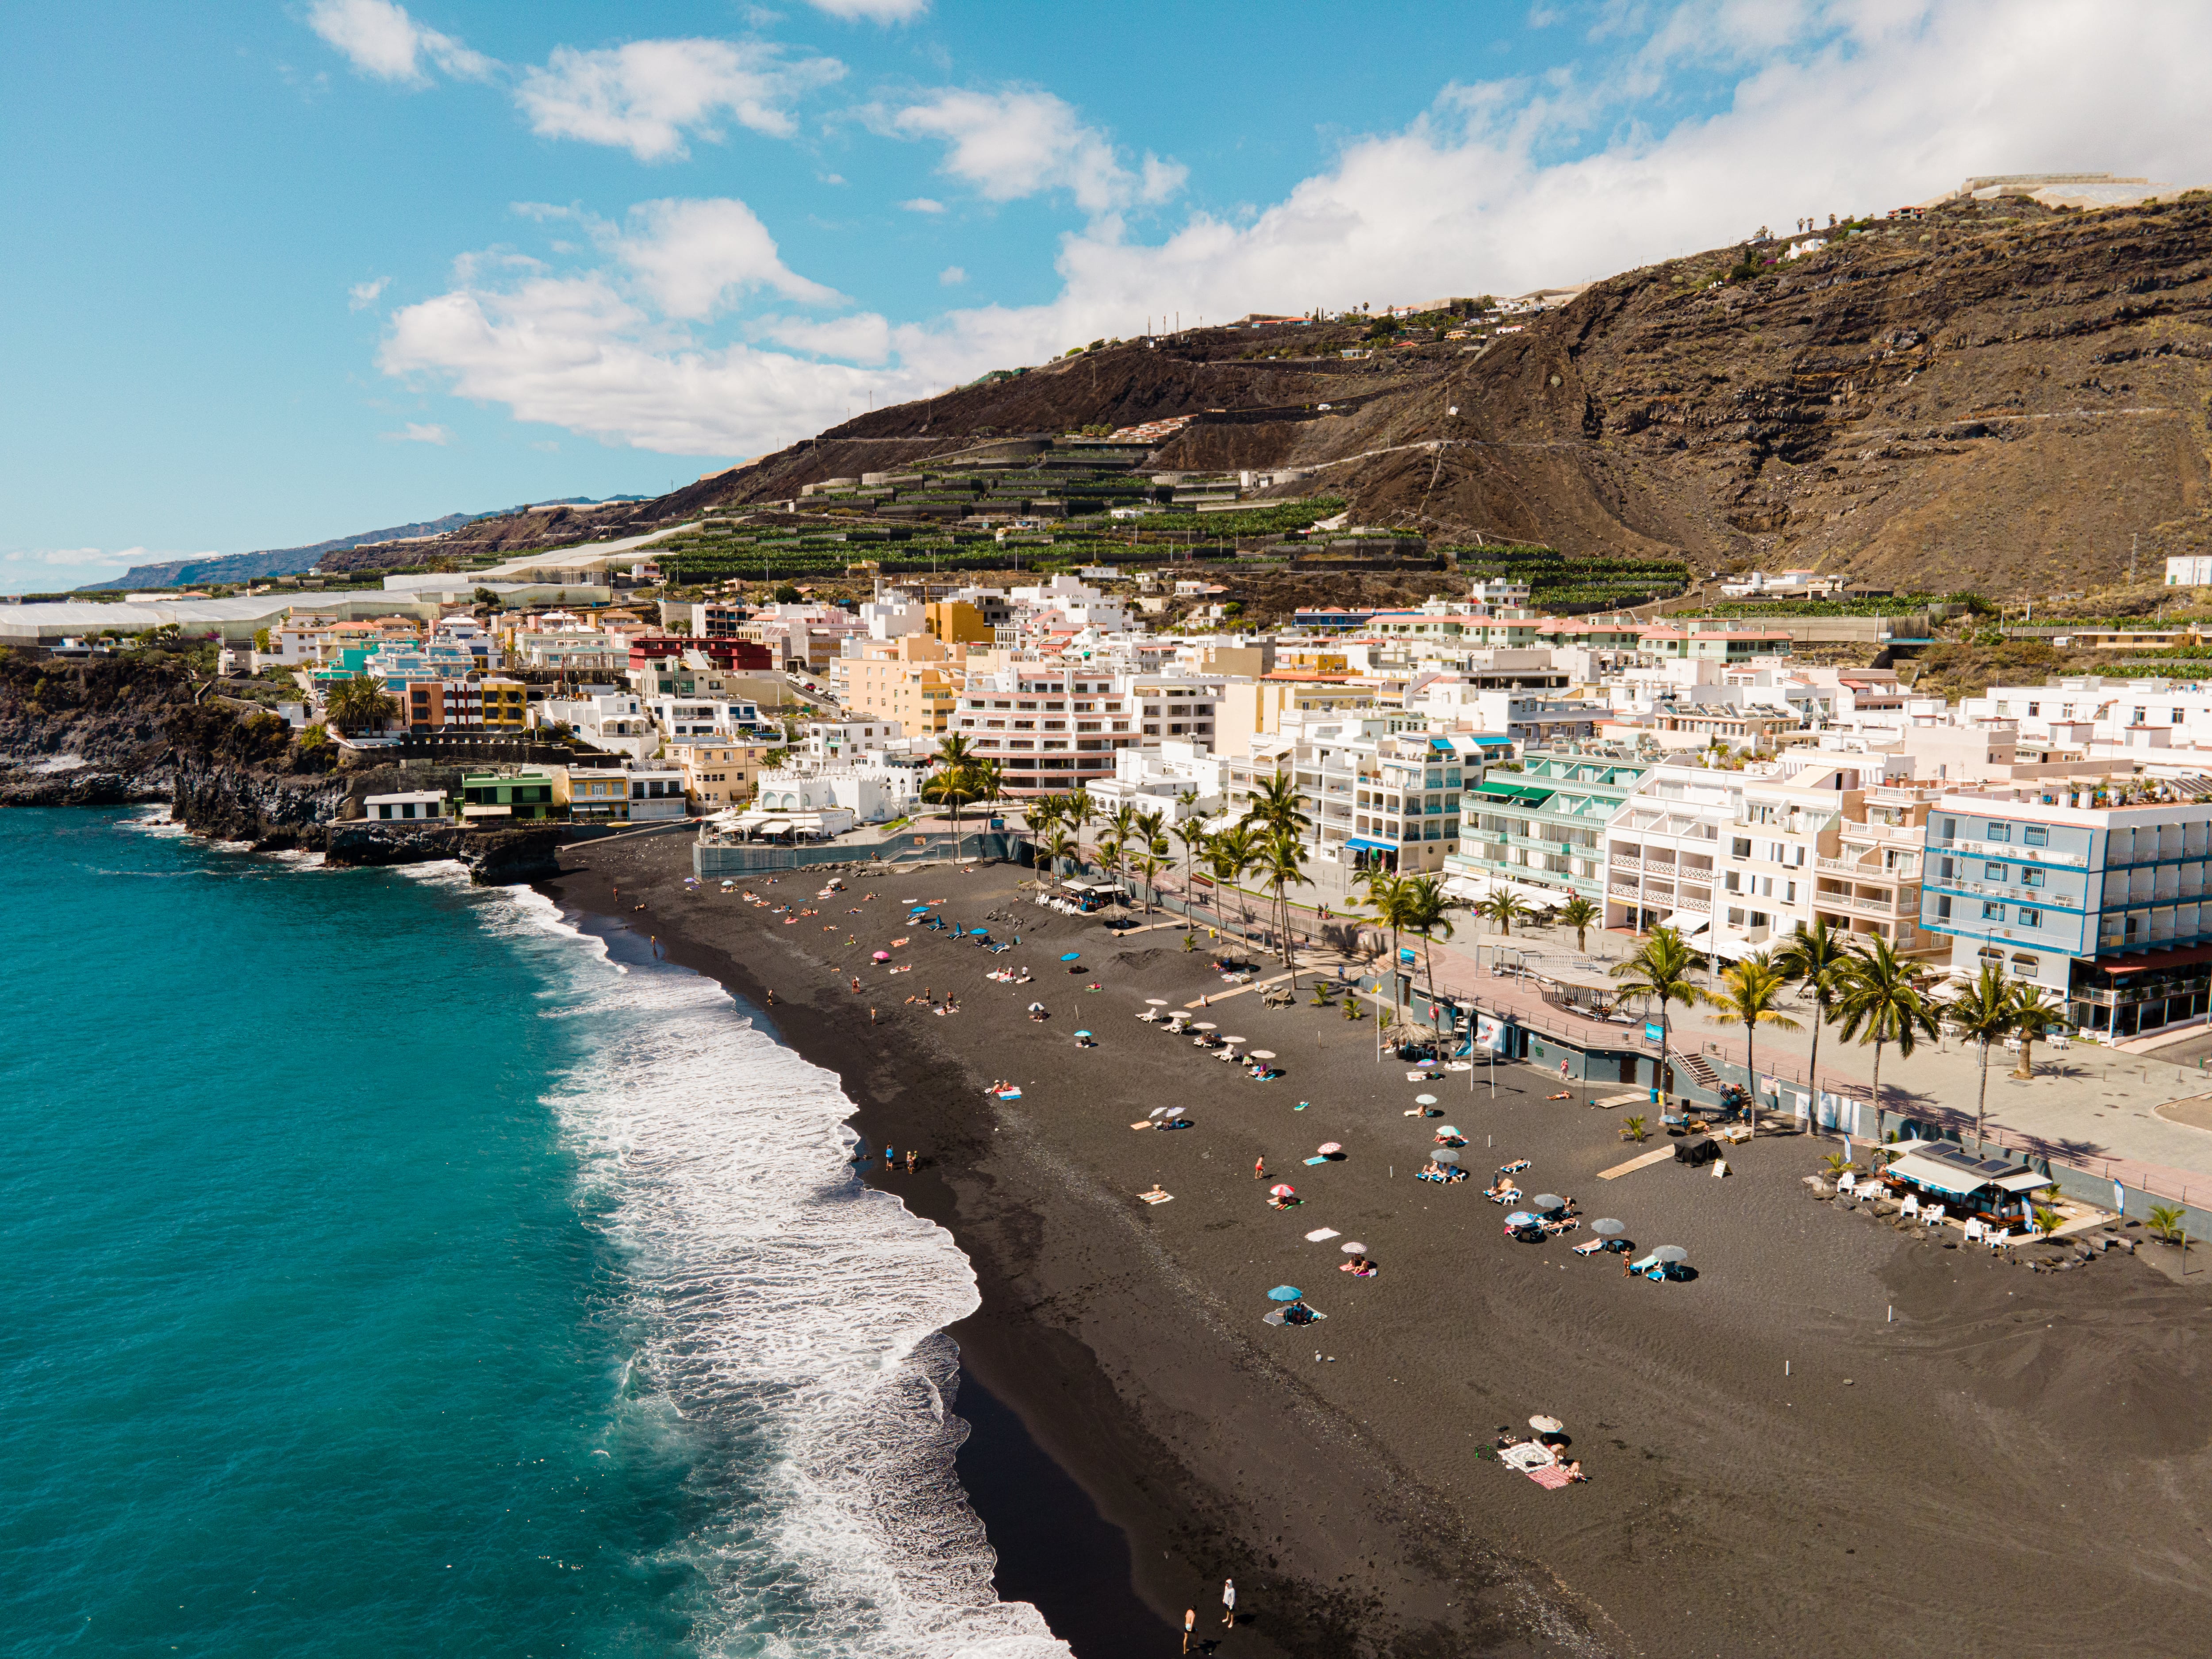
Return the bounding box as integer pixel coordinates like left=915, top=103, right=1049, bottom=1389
left=1920, top=788, right=2212, bottom=1040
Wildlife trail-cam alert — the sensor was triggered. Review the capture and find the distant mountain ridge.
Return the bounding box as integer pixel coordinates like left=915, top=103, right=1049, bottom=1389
left=79, top=499, right=649, bottom=591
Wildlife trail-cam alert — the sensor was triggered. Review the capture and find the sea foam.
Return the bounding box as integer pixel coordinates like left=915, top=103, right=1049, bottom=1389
left=455, top=875, right=1072, bottom=1658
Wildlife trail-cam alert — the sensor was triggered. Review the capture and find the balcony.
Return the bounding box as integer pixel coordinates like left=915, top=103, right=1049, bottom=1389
left=1675, top=893, right=1712, bottom=913
left=1608, top=883, right=1643, bottom=901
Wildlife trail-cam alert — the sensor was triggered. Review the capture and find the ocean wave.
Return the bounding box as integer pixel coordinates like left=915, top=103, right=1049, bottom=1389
left=466, top=883, right=1070, bottom=1659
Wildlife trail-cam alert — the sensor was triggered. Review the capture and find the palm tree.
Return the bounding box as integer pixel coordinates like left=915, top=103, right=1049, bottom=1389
left=1471, top=888, right=1533, bottom=971
left=1943, top=964, right=2019, bottom=1148
left=1241, top=773, right=1312, bottom=841
left=1066, top=787, right=1096, bottom=863
left=1832, top=937, right=1940, bottom=1124
left=1095, top=834, right=1126, bottom=897
left=922, top=732, right=981, bottom=857
left=1132, top=849, right=1168, bottom=917
left=1038, top=826, right=1075, bottom=877
left=1557, top=895, right=1600, bottom=955
left=1170, top=813, right=1209, bottom=928
left=1402, top=875, right=1461, bottom=1011
left=1610, top=924, right=1701, bottom=1111
left=1774, top=918, right=1854, bottom=1117
left=1699, top=951, right=1802, bottom=1133
left=1361, top=868, right=1414, bottom=1020
left=1107, top=803, right=1143, bottom=857
left=2010, top=986, right=2064, bottom=1080
left=325, top=674, right=397, bottom=734
left=1254, top=827, right=1311, bottom=984
left=1206, top=823, right=1261, bottom=939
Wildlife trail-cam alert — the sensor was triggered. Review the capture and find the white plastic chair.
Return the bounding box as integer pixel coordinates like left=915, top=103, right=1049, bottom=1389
left=1900, top=1194, right=1920, bottom=1219
left=1923, top=1203, right=1946, bottom=1228
left=1836, top=1171, right=1857, bottom=1195
left=1962, top=1218, right=1984, bottom=1244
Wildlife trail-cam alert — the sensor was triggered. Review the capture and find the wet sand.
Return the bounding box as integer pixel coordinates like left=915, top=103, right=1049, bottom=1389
left=545, top=842, right=2212, bottom=1658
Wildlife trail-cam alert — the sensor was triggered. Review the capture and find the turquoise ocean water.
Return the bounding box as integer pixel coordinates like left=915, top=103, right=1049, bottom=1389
left=0, top=810, right=1064, bottom=1659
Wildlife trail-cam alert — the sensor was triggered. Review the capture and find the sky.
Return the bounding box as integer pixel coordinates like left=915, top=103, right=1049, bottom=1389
left=8, top=0, right=2212, bottom=591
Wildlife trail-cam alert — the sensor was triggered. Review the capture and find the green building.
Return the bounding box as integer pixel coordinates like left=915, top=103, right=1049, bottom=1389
left=1446, top=749, right=1653, bottom=903
left=461, top=769, right=557, bottom=821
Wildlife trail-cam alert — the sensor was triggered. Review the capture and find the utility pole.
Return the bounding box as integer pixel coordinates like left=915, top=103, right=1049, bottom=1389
left=2130, top=533, right=2139, bottom=585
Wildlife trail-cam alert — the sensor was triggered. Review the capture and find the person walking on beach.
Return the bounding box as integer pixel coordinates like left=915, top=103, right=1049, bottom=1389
left=1254, top=1156, right=1266, bottom=1181
left=1181, top=1607, right=1195, bottom=1652
left=905, top=1149, right=917, bottom=1174
left=1221, top=1578, right=1236, bottom=1628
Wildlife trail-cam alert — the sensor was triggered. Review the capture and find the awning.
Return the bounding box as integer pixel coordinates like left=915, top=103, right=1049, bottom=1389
left=1992, top=1167, right=2057, bottom=1194
left=1345, top=836, right=1399, bottom=852
left=1473, top=780, right=1558, bottom=806
left=1884, top=1153, right=1989, bottom=1197
left=2096, top=943, right=2212, bottom=975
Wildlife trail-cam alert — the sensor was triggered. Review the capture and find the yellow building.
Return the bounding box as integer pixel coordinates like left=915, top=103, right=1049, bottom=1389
left=1213, top=674, right=1377, bottom=758
left=925, top=600, right=995, bottom=646
left=480, top=676, right=529, bottom=730
left=667, top=740, right=770, bottom=812
left=845, top=634, right=961, bottom=736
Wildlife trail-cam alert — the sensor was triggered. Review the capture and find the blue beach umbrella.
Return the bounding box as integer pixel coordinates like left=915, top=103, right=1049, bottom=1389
left=969, top=927, right=990, bottom=934
left=1060, top=952, right=1082, bottom=961
left=1504, top=1212, right=1539, bottom=1227
left=1267, top=1286, right=1303, bottom=1302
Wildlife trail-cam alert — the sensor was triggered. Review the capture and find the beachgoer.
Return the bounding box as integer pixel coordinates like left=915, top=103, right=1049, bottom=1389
left=883, top=1145, right=894, bottom=1166
left=1254, top=1157, right=1266, bottom=1181
left=850, top=977, right=860, bottom=994
left=905, top=1149, right=917, bottom=1174
left=1222, top=1578, right=1235, bottom=1628
left=1564, top=1460, right=1587, bottom=1482
left=1182, top=1608, right=1196, bottom=1652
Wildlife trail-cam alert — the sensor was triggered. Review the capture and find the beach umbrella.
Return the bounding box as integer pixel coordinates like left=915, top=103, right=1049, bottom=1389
left=1529, top=1414, right=1564, bottom=1434
left=1317, top=1142, right=1342, bottom=1155
left=1652, top=1246, right=1689, bottom=1263
left=1432, top=1148, right=1462, bottom=1165
left=1591, top=1218, right=1626, bottom=1237
left=1223, top=1035, right=1246, bottom=1046
left=1267, top=1285, right=1303, bottom=1301
left=1145, top=998, right=1168, bottom=1006
left=1530, top=1193, right=1565, bottom=1212
left=1193, top=1021, right=1217, bottom=1031
left=1148, top=1107, right=1168, bottom=1118
left=873, top=951, right=892, bottom=962
left=1163, top=1105, right=1187, bottom=1118
left=1074, top=1029, right=1093, bottom=1038
left=1438, top=1125, right=1460, bottom=1137
left=1269, top=1184, right=1296, bottom=1197
left=1060, top=952, right=1082, bottom=961
left=1340, top=1240, right=1368, bottom=1253
left=1027, top=1001, right=1045, bottom=1012
left=1415, top=1093, right=1438, bottom=1106
left=1250, top=1049, right=1275, bottom=1060
left=970, top=927, right=990, bottom=935
left=1504, top=1212, right=1539, bottom=1227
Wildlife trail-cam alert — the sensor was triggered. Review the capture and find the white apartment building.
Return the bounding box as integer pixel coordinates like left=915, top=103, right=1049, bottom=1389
left=1086, top=740, right=1223, bottom=818
left=539, top=692, right=656, bottom=760
left=952, top=665, right=1217, bottom=795
left=1602, top=763, right=1939, bottom=959
left=642, top=697, right=763, bottom=741
left=1284, top=716, right=1475, bottom=879
left=802, top=718, right=905, bottom=761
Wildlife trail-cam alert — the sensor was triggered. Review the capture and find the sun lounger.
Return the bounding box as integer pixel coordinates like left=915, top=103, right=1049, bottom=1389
left=1572, top=1238, right=1606, bottom=1256
left=1498, top=1159, right=1532, bottom=1175
left=1487, top=1187, right=1523, bottom=1205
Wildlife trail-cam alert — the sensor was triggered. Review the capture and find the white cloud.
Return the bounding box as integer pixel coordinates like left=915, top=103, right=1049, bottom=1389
left=518, top=38, right=844, bottom=160
left=306, top=0, right=492, bottom=86
left=384, top=422, right=452, bottom=444
left=889, top=88, right=1183, bottom=215
left=348, top=276, right=391, bottom=311
left=374, top=0, right=2212, bottom=462
left=806, top=0, right=931, bottom=20
left=900, top=196, right=946, bottom=214
left=938, top=265, right=967, bottom=285
left=615, top=198, right=839, bottom=317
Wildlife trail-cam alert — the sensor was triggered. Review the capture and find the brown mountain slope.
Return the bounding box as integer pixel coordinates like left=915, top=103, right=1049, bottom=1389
left=388, top=191, right=2212, bottom=595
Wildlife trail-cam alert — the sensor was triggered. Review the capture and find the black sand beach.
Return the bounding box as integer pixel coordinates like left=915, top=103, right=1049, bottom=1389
left=545, top=841, right=2212, bottom=1658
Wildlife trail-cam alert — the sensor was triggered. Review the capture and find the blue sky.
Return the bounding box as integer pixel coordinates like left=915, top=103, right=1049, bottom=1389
left=7, top=0, right=2211, bottom=590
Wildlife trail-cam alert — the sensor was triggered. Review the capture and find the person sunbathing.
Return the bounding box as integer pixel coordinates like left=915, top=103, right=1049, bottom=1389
left=1421, top=1160, right=1444, bottom=1179
left=1338, top=1256, right=1376, bottom=1277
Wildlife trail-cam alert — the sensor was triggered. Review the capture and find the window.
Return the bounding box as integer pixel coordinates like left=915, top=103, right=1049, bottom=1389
left=1940, top=817, right=1957, bottom=841
left=1986, top=822, right=2010, bottom=842
left=2017, top=909, right=2042, bottom=929
left=2021, top=868, right=2044, bottom=888
left=2012, top=954, right=2039, bottom=973
left=1986, top=863, right=2006, bottom=881
left=1982, top=901, right=2004, bottom=920
left=1934, top=895, right=1952, bottom=921
left=2027, top=703, right=2039, bottom=717
left=2134, top=708, right=2148, bottom=726
left=2023, top=825, right=2048, bottom=847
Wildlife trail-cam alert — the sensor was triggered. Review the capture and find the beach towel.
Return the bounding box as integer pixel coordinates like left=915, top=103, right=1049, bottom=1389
left=1526, top=1464, right=1575, bottom=1490
left=1138, top=1190, right=1173, bottom=1205
left=993, top=1087, right=1022, bottom=1099
left=1304, top=1227, right=1340, bottom=1242
left=1499, top=1443, right=1554, bottom=1473
left=1302, top=1156, right=1330, bottom=1166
